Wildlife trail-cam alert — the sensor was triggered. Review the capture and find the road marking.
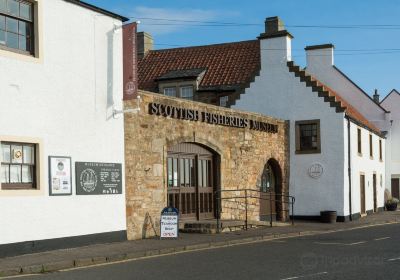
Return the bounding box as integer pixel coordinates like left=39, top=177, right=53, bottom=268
left=314, top=242, right=343, bottom=245
left=374, top=237, right=390, bottom=241
left=314, top=241, right=366, bottom=246
left=280, top=271, right=328, bottom=280
left=346, top=241, right=367, bottom=246
left=388, top=257, right=400, bottom=262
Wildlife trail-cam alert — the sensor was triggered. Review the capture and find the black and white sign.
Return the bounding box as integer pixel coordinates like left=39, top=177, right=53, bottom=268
left=75, top=162, right=122, bottom=195
left=49, top=156, right=72, bottom=196
left=308, top=163, right=324, bottom=179
left=160, top=207, right=179, bottom=239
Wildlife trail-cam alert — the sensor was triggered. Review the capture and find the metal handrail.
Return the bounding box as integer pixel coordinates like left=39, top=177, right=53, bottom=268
left=214, top=189, right=295, bottom=233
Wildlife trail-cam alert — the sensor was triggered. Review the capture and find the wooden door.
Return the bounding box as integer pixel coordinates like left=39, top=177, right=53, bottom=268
left=260, top=163, right=276, bottom=221
left=167, top=143, right=215, bottom=220
left=373, top=174, right=377, bottom=212
left=360, top=175, right=366, bottom=214
left=391, top=178, right=400, bottom=199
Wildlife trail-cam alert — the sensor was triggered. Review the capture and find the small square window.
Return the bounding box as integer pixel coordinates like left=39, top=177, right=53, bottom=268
left=295, top=120, right=321, bottom=154
left=1, top=141, right=37, bottom=190
left=220, top=96, right=229, bottom=107
left=163, top=87, right=176, bottom=97
left=0, top=0, right=34, bottom=54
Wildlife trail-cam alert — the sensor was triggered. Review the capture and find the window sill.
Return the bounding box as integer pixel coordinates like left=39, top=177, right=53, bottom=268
left=0, top=44, right=34, bottom=57
left=358, top=153, right=363, bottom=157
left=1, top=183, right=37, bottom=190
left=295, top=149, right=321, bottom=155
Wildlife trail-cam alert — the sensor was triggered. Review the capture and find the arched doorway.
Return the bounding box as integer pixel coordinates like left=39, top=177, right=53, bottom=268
left=259, top=158, right=283, bottom=221
left=167, top=142, right=219, bottom=220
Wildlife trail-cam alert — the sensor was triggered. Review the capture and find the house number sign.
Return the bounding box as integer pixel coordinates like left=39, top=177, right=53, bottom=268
left=308, top=163, right=324, bottom=179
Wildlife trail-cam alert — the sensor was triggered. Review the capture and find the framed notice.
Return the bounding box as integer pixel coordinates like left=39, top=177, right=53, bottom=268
left=75, top=162, right=122, bottom=195
left=49, top=156, right=72, bottom=196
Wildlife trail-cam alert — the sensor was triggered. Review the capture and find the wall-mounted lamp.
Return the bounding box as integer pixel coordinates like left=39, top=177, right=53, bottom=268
left=112, top=96, right=141, bottom=118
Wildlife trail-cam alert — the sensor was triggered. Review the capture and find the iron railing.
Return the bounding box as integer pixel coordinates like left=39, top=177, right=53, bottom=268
left=215, top=189, right=295, bottom=233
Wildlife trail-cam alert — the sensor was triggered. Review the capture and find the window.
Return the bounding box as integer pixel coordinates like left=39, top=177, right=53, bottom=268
left=379, top=139, right=382, bottom=161
left=295, top=120, right=321, bottom=154
left=357, top=128, right=362, bottom=155
left=1, top=141, right=36, bottom=189
left=219, top=96, right=229, bottom=107
left=0, top=0, right=34, bottom=54
left=369, top=134, right=373, bottom=158
left=180, top=86, right=193, bottom=100
left=163, top=87, right=176, bottom=97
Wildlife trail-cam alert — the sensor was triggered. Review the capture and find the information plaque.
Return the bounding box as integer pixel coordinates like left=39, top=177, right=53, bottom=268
left=75, top=162, right=122, bottom=195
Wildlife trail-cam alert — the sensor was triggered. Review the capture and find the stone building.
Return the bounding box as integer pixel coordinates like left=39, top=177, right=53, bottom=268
left=136, top=17, right=386, bottom=222
left=124, top=91, right=289, bottom=239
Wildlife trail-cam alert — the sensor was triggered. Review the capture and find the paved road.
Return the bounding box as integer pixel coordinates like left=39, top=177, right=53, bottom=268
left=9, top=223, right=400, bottom=280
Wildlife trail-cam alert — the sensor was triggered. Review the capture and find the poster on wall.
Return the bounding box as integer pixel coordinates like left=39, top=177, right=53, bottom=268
left=49, top=156, right=72, bottom=196
left=75, top=162, right=122, bottom=195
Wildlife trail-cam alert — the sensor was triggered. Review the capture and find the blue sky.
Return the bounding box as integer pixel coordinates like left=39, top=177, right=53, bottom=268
left=89, top=0, right=400, bottom=98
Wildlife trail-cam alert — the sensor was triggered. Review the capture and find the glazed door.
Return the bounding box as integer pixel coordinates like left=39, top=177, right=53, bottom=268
left=360, top=175, right=366, bottom=214
left=167, top=156, right=197, bottom=219
left=260, top=163, right=276, bottom=221
left=391, top=178, right=399, bottom=199
left=197, top=157, right=214, bottom=219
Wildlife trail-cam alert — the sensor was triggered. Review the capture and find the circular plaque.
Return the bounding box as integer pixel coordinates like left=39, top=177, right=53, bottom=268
left=308, top=163, right=324, bottom=179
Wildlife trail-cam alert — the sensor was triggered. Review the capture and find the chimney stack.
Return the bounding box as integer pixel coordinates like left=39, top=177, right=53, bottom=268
left=137, top=32, right=153, bottom=59
left=305, top=44, right=335, bottom=69
left=373, top=89, right=380, bottom=104
left=258, top=16, right=293, bottom=64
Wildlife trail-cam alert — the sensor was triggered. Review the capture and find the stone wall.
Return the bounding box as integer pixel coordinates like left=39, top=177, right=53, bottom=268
left=124, top=90, right=289, bottom=240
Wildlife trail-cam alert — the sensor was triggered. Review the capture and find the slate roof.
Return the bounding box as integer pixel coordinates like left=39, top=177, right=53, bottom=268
left=64, top=0, right=129, bottom=22
left=138, top=40, right=261, bottom=92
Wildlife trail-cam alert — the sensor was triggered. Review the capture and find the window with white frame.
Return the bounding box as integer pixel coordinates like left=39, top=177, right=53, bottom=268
left=219, top=96, right=229, bottom=107
left=1, top=141, right=36, bottom=189
left=0, top=0, right=34, bottom=54
left=163, top=87, right=177, bottom=97
left=180, top=86, right=193, bottom=100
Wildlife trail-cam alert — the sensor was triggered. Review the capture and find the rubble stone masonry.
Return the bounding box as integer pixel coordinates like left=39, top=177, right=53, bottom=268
left=124, top=91, right=289, bottom=240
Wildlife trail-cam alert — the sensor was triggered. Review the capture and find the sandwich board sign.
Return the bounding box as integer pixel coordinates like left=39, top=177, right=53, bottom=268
left=160, top=207, right=179, bottom=239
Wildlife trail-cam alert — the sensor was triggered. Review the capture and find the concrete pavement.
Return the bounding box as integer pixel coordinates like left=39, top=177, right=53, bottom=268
left=0, top=211, right=399, bottom=278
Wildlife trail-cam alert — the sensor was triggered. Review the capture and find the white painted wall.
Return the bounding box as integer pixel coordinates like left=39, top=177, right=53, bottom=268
left=343, top=120, right=385, bottom=216
left=306, top=46, right=391, bottom=193
left=382, top=91, right=400, bottom=178
left=305, top=47, right=390, bottom=132
left=234, top=36, right=347, bottom=217
left=0, top=0, right=125, bottom=245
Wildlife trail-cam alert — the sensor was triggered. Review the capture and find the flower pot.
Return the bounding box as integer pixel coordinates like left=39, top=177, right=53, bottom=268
left=320, top=211, right=337, bottom=223
left=386, top=203, right=398, bottom=211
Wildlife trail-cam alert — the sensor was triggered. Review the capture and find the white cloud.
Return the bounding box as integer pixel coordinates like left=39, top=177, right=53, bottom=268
left=132, top=6, right=219, bottom=35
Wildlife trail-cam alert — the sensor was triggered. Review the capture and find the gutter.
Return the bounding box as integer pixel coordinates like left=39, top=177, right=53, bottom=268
left=346, top=115, right=353, bottom=221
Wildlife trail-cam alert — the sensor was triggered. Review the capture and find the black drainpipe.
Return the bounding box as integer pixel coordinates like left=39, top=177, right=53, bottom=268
left=346, top=115, right=353, bottom=221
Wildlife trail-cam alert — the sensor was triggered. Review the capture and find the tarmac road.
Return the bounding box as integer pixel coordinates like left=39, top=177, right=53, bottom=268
left=8, top=223, right=400, bottom=280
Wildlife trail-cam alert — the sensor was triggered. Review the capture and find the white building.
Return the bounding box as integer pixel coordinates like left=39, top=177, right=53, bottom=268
left=234, top=17, right=386, bottom=221
left=381, top=89, right=400, bottom=198
left=0, top=0, right=128, bottom=255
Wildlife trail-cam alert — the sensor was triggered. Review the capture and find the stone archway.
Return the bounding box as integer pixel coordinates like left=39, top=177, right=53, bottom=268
left=259, top=158, right=284, bottom=222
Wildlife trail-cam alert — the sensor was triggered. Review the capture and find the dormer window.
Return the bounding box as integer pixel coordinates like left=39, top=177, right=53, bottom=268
left=163, top=87, right=177, bottom=97
left=180, top=86, right=193, bottom=100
